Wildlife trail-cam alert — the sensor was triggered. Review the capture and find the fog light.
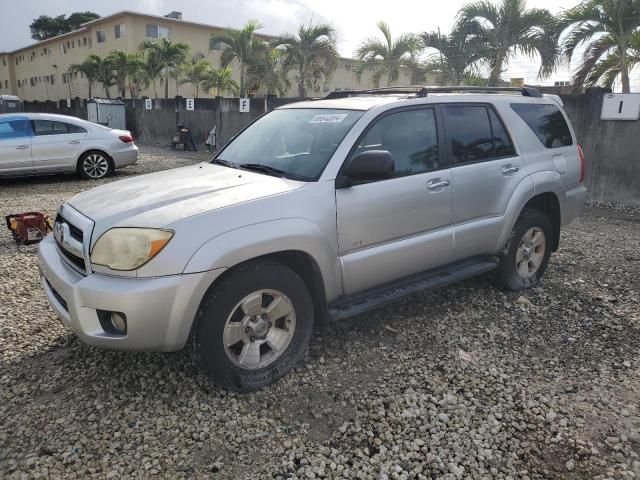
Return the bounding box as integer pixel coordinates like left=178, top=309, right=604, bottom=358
left=110, top=313, right=127, bottom=333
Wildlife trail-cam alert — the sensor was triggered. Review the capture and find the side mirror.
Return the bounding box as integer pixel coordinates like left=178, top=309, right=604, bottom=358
left=338, top=150, right=395, bottom=187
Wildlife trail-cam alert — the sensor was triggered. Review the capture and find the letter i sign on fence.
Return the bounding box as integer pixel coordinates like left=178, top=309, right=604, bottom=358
left=239, top=98, right=250, bottom=113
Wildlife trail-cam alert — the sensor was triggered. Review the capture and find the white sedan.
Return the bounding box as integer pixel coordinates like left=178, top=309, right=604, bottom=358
left=0, top=113, right=138, bottom=179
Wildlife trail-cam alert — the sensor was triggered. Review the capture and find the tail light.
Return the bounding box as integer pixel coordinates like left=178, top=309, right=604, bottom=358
left=577, top=144, right=585, bottom=183
left=119, top=134, right=134, bottom=143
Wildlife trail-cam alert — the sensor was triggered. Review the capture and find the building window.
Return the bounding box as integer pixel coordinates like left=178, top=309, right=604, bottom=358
left=1, top=57, right=5, bottom=66
left=96, top=30, right=106, bottom=43
left=83, top=37, right=87, bottom=46
left=30, top=78, right=36, bottom=87
left=50, top=75, right=56, bottom=85
left=62, top=73, right=67, bottom=84
left=344, top=64, right=352, bottom=71
left=146, top=24, right=170, bottom=39
left=4, top=80, right=7, bottom=88
left=115, top=24, right=125, bottom=39
left=61, top=44, right=67, bottom=54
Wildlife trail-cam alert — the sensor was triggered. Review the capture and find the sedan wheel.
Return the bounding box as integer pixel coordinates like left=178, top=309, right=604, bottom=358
left=80, top=152, right=111, bottom=179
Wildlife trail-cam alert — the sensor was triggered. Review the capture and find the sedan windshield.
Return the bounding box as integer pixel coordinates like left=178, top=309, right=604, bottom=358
left=213, top=108, right=364, bottom=181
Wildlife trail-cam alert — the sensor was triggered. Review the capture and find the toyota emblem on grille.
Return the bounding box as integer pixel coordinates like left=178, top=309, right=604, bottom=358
left=54, top=222, right=64, bottom=244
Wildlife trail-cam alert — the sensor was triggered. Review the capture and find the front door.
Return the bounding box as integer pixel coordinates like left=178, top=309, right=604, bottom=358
left=0, top=117, right=33, bottom=175
left=441, top=104, right=526, bottom=260
left=31, top=119, right=87, bottom=172
left=336, top=107, right=453, bottom=295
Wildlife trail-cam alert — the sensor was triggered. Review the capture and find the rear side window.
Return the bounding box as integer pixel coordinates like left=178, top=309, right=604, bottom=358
left=0, top=119, right=30, bottom=139
left=32, top=120, right=87, bottom=135
left=443, top=105, right=515, bottom=164
left=511, top=103, right=573, bottom=148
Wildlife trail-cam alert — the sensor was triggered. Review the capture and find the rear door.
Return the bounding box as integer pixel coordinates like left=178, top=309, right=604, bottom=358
left=31, top=119, right=87, bottom=172
left=442, top=103, right=525, bottom=260
left=336, top=106, right=453, bottom=295
left=0, top=117, right=33, bottom=175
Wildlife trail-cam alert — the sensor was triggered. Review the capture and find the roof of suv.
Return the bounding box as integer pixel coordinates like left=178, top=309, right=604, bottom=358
left=281, top=86, right=561, bottom=111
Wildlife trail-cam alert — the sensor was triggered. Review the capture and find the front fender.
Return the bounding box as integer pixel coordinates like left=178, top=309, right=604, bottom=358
left=183, top=218, right=342, bottom=301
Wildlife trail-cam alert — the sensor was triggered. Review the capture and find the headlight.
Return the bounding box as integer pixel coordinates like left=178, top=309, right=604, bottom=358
left=91, top=228, right=174, bottom=271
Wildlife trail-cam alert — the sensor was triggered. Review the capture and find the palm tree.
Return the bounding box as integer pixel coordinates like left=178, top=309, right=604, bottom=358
left=355, top=21, right=424, bottom=88
left=106, top=50, right=131, bottom=98
left=210, top=20, right=265, bottom=97
left=203, top=67, right=240, bottom=96
left=457, top=0, right=560, bottom=86
left=125, top=54, right=149, bottom=100
left=272, top=24, right=339, bottom=97
left=69, top=54, right=101, bottom=98
left=140, top=49, right=163, bottom=99
left=246, top=46, right=291, bottom=96
left=560, top=0, right=640, bottom=93
left=421, top=28, right=484, bottom=85
left=139, top=39, right=190, bottom=98
left=582, top=30, right=640, bottom=89
left=180, top=59, right=214, bottom=98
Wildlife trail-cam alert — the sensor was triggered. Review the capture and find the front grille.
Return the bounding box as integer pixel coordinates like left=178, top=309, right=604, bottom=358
left=46, top=279, right=68, bottom=312
left=54, top=208, right=91, bottom=275
left=57, top=245, right=86, bottom=271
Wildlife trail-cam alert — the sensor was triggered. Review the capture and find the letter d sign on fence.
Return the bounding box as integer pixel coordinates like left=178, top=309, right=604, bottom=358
left=239, top=98, right=250, bottom=113
left=145, top=98, right=152, bottom=110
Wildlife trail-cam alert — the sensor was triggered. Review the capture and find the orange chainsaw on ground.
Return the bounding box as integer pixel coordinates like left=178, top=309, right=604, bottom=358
left=5, top=212, right=53, bottom=245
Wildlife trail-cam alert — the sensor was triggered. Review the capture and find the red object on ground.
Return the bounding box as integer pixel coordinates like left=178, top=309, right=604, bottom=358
left=5, top=212, right=53, bottom=245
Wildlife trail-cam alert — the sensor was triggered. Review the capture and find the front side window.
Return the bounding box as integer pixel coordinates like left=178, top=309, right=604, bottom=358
left=96, top=30, right=106, bottom=43
left=115, top=24, right=125, bottom=39
left=146, top=24, right=158, bottom=38
left=215, top=108, right=363, bottom=181
left=351, top=108, right=439, bottom=177
left=511, top=103, right=573, bottom=148
left=443, top=105, right=515, bottom=164
left=0, top=119, right=31, bottom=140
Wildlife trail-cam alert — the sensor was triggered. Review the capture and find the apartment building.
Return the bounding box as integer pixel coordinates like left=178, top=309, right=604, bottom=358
left=0, top=10, right=424, bottom=101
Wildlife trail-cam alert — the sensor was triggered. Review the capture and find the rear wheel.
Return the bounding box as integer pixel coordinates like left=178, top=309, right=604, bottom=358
left=495, top=208, right=553, bottom=291
left=78, top=151, right=113, bottom=179
left=194, top=260, right=314, bottom=391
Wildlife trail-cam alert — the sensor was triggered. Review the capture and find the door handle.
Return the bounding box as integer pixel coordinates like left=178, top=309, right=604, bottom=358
left=69, top=140, right=81, bottom=145
left=501, top=165, right=520, bottom=175
left=16, top=145, right=30, bottom=150
left=426, top=179, right=450, bottom=190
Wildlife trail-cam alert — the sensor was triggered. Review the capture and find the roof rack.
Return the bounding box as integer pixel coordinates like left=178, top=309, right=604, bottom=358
left=323, top=86, right=426, bottom=99
left=323, top=85, right=543, bottom=99
left=416, top=86, right=543, bottom=98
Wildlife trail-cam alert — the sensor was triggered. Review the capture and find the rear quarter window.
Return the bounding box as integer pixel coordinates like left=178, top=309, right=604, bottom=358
left=511, top=103, right=573, bottom=148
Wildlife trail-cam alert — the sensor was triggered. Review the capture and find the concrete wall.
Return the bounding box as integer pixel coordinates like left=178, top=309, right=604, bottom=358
left=22, top=90, right=640, bottom=207
left=560, top=89, right=640, bottom=207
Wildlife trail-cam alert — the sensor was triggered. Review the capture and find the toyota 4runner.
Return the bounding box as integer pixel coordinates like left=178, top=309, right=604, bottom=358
left=38, top=86, right=587, bottom=391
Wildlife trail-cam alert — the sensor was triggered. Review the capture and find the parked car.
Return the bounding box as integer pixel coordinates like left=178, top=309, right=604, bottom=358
left=38, top=87, right=587, bottom=391
left=0, top=113, right=138, bottom=179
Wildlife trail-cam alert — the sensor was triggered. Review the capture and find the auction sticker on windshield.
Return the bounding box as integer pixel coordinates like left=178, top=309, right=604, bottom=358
left=309, top=113, right=349, bottom=124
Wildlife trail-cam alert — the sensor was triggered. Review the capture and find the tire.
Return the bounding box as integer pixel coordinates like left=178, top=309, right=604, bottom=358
left=495, top=208, right=553, bottom=291
left=77, top=151, right=113, bottom=180
left=193, top=260, right=314, bottom=391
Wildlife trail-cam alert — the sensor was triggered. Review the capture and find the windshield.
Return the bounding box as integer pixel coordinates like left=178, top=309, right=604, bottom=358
left=214, top=108, right=364, bottom=181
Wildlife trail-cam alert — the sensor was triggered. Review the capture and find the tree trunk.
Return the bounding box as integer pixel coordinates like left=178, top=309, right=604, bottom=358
left=88, top=83, right=92, bottom=99
left=153, top=80, right=158, bottom=99
left=489, top=54, right=504, bottom=87
left=298, top=78, right=305, bottom=98
left=239, top=55, right=244, bottom=97
left=104, top=85, right=111, bottom=99
left=619, top=42, right=630, bottom=93
left=164, top=65, right=169, bottom=99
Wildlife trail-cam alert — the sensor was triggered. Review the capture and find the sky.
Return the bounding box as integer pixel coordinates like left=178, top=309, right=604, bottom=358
left=1, top=0, right=638, bottom=88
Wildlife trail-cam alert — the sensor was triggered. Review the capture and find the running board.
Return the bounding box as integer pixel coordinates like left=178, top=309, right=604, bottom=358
left=328, top=256, right=499, bottom=322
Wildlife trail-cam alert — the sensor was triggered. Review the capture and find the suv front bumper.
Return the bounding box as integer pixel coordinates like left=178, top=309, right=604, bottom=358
left=38, top=235, right=223, bottom=352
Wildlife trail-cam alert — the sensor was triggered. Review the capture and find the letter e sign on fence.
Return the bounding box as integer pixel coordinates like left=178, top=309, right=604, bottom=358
left=239, top=98, right=250, bottom=113
left=186, top=98, right=195, bottom=111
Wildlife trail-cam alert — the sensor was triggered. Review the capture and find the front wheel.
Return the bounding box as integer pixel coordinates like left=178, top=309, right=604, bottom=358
left=495, top=208, right=553, bottom=291
left=194, top=261, right=314, bottom=391
left=78, top=151, right=113, bottom=179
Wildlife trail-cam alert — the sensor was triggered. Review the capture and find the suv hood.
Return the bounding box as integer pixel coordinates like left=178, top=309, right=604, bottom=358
left=69, top=163, right=304, bottom=230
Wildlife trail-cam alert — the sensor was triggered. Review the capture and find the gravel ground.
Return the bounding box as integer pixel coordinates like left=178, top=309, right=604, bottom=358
left=1, top=146, right=639, bottom=479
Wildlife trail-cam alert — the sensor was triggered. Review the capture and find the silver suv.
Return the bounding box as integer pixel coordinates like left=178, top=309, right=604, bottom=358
left=38, top=87, right=587, bottom=391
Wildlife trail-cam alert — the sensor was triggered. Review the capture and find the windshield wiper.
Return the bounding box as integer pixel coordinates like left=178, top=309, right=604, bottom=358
left=238, top=163, right=287, bottom=178
left=211, top=158, right=238, bottom=168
